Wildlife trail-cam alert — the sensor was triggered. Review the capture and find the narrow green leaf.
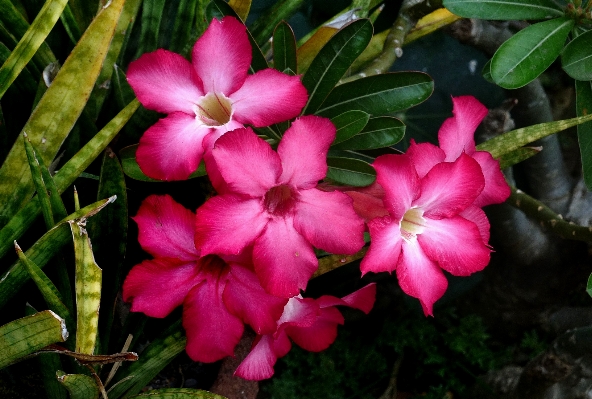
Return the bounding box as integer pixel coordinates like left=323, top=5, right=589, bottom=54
left=587, top=273, right=592, bottom=298
left=273, top=21, right=297, bottom=74
left=120, top=144, right=207, bottom=181
left=302, top=19, right=373, bottom=114
left=497, top=146, right=542, bottom=169
left=70, top=220, right=102, bottom=355
left=228, top=0, right=251, bottom=21
left=491, top=17, right=574, bottom=89
left=442, top=0, right=563, bottom=20
left=24, top=134, right=55, bottom=228
left=68, top=0, right=100, bottom=32
left=316, top=72, right=434, bottom=118
left=326, top=157, right=376, bottom=186
left=134, top=0, right=166, bottom=59
left=0, top=310, right=68, bottom=369
left=170, top=0, right=200, bottom=55
left=128, top=388, right=228, bottom=398
left=56, top=371, right=100, bottom=399
left=331, top=110, right=370, bottom=145
left=561, top=30, right=592, bottom=82
left=332, top=116, right=405, bottom=150
left=249, top=0, right=305, bottom=47
left=0, top=0, right=126, bottom=228
left=576, top=80, right=592, bottom=191
left=60, top=4, right=82, bottom=43
left=0, top=41, right=37, bottom=95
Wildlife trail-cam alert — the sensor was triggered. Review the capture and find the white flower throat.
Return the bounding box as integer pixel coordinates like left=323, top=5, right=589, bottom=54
left=400, top=207, right=427, bottom=242
left=194, top=92, right=232, bottom=127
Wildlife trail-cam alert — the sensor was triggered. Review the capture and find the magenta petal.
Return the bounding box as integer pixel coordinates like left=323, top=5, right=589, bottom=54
left=344, top=190, right=389, bottom=222
left=417, top=153, right=485, bottom=219
left=406, top=140, right=446, bottom=179
left=212, top=128, right=281, bottom=197
left=285, top=307, right=343, bottom=352
left=315, top=283, right=376, bottom=313
left=133, top=195, right=199, bottom=260
left=224, top=264, right=288, bottom=335
left=373, top=154, right=420, bottom=219
left=294, top=189, right=365, bottom=254
left=419, top=215, right=491, bottom=276
left=192, top=16, right=251, bottom=95
left=438, top=96, right=488, bottom=160
left=123, top=258, right=201, bottom=318
left=253, top=217, right=318, bottom=297
left=276, top=116, right=334, bottom=189
left=234, top=334, right=278, bottom=380
left=277, top=296, right=319, bottom=329
left=471, top=151, right=511, bottom=207
left=136, top=112, right=210, bottom=181
left=183, top=278, right=244, bottom=363
left=361, top=216, right=402, bottom=275
left=397, top=239, right=448, bottom=316
left=127, top=49, right=203, bottom=114
left=195, top=195, right=267, bottom=256
left=231, top=70, right=308, bottom=127
left=459, top=205, right=490, bottom=244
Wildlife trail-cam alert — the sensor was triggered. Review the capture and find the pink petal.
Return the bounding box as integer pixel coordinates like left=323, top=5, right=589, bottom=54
left=285, top=307, right=343, bottom=352
left=231, top=70, right=308, bottom=127
left=417, top=153, right=484, bottom=219
left=123, top=258, right=202, bottom=318
left=212, top=128, right=281, bottom=197
left=373, top=154, right=420, bottom=219
left=195, top=195, right=268, bottom=256
left=315, top=283, right=376, bottom=313
left=127, top=49, right=203, bottom=114
left=406, top=140, right=445, bottom=179
left=397, top=239, right=448, bottom=316
left=471, top=151, right=511, bottom=208
left=253, top=217, right=318, bottom=297
left=276, top=116, right=334, bottom=189
left=293, top=189, right=365, bottom=255
left=224, top=264, right=288, bottom=335
left=419, top=215, right=491, bottom=276
left=192, top=16, right=251, bottom=95
left=136, top=112, right=211, bottom=181
left=459, top=205, right=490, bottom=244
left=277, top=296, right=319, bottom=328
left=234, top=334, right=279, bottom=380
left=361, top=216, right=402, bottom=275
left=132, top=195, right=199, bottom=260
left=438, top=96, right=488, bottom=160
left=344, top=190, right=389, bottom=222
left=183, top=278, right=244, bottom=363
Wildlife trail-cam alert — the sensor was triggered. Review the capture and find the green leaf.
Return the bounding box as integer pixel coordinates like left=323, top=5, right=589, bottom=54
left=561, top=30, right=592, bottom=82
left=228, top=0, right=251, bottom=21
left=331, top=110, right=370, bottom=145
left=56, top=371, right=100, bottom=399
left=326, top=157, right=376, bottom=186
left=128, top=388, right=228, bottom=398
left=491, top=17, right=574, bottom=89
left=170, top=0, right=201, bottom=55
left=59, top=4, right=82, bottom=43
left=249, top=0, right=305, bottom=47
left=497, top=146, right=542, bottom=169
left=332, top=116, right=405, bottom=150
left=481, top=59, right=494, bottom=83
left=0, top=310, right=68, bottom=369
left=0, top=0, right=126, bottom=228
left=302, top=19, right=373, bottom=114
left=316, top=72, right=433, bottom=118
left=134, top=0, right=166, bottom=59
left=587, top=273, right=592, bottom=298
left=120, top=144, right=207, bottom=181
left=68, top=0, right=100, bottom=32
left=442, top=0, right=563, bottom=20
left=273, top=21, right=297, bottom=74
left=576, top=80, right=592, bottom=191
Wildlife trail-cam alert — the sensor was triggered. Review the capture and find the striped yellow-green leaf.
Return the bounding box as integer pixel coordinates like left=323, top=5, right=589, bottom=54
left=0, top=0, right=125, bottom=228
left=0, top=310, right=68, bottom=369
left=128, top=388, right=228, bottom=398
left=70, top=220, right=102, bottom=355
left=228, top=0, right=251, bottom=21
left=56, top=371, right=99, bottom=399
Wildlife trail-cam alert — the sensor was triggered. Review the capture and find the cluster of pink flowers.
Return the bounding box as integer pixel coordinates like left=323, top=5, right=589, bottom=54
left=122, top=16, right=510, bottom=379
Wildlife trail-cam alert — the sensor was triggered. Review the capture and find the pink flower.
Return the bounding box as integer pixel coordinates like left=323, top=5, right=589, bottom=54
left=127, top=16, right=308, bottom=181
left=361, top=153, right=492, bottom=316
left=122, top=195, right=287, bottom=363
left=234, top=283, right=376, bottom=380
left=194, top=116, right=366, bottom=298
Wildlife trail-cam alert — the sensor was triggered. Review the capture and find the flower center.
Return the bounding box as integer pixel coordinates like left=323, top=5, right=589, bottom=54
left=264, top=185, right=296, bottom=216
left=400, top=207, right=426, bottom=242
left=199, top=254, right=228, bottom=276
left=194, top=92, right=232, bottom=127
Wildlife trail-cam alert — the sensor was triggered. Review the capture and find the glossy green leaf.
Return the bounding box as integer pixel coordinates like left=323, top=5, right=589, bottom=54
left=228, top=0, right=251, bottom=21
left=0, top=0, right=126, bottom=228
left=56, top=371, right=99, bottom=399
left=326, top=157, right=376, bottom=186
left=273, top=21, right=297, bottom=74
left=0, top=0, right=67, bottom=99
left=332, top=116, right=405, bottom=150
left=249, top=0, right=305, bottom=47
left=576, top=80, right=592, bottom=191
left=0, top=99, right=139, bottom=261
left=331, top=110, right=370, bottom=145
left=128, top=388, right=227, bottom=398
left=120, top=144, right=207, bottom=181
left=491, top=17, right=574, bottom=89
left=497, top=146, right=541, bottom=169
left=587, top=273, right=592, bottom=298
left=316, top=72, right=433, bottom=118
left=481, top=59, right=494, bottom=83
left=442, top=0, right=563, bottom=20
left=0, top=310, right=68, bottom=369
left=0, top=197, right=115, bottom=309
left=562, top=30, right=592, bottom=82
left=302, top=19, right=373, bottom=114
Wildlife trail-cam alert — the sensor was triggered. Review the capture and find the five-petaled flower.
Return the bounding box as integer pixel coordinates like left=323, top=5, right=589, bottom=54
left=127, top=16, right=308, bottom=181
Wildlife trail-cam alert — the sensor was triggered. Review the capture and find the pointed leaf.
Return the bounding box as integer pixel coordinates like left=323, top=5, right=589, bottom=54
left=576, top=80, right=592, bottom=191
left=491, top=17, right=574, bottom=89
left=273, top=21, right=297, bottom=74
left=296, top=26, right=339, bottom=75
left=24, top=135, right=55, bottom=228
left=229, top=0, right=251, bottom=21
left=326, top=156, right=376, bottom=186
left=561, top=30, right=592, bottom=82
left=56, top=371, right=100, bottom=399
left=316, top=72, right=433, bottom=118
left=332, top=116, right=405, bottom=150
left=481, top=59, right=494, bottom=83
left=497, top=146, right=542, bottom=169
left=442, top=0, right=563, bottom=20
left=129, top=389, right=228, bottom=398
left=331, top=110, right=370, bottom=145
